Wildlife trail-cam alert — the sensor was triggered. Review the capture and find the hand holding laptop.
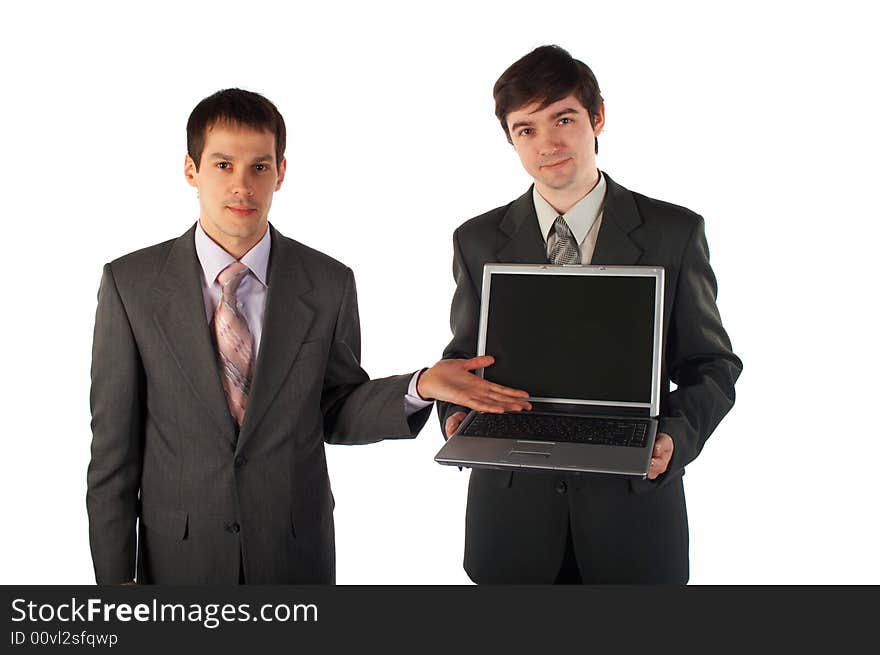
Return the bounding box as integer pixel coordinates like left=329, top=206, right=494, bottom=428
left=445, top=411, right=468, bottom=439
left=418, top=355, right=532, bottom=414
left=647, top=433, right=674, bottom=480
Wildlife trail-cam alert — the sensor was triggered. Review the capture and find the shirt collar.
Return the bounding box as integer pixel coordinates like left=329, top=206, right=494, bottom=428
left=194, top=221, right=272, bottom=287
left=533, top=171, right=607, bottom=244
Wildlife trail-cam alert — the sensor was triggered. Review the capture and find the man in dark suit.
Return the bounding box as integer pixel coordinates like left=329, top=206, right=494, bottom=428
left=87, top=89, right=530, bottom=585
left=438, top=46, right=742, bottom=583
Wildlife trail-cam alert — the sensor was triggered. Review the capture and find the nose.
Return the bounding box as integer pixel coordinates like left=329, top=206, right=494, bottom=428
left=538, top=133, right=562, bottom=156
left=230, top=170, right=255, bottom=197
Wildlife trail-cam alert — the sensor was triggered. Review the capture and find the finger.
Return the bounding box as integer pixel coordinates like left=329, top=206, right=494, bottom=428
left=463, top=394, right=532, bottom=412
left=653, top=439, right=671, bottom=457
left=464, top=386, right=532, bottom=409
left=481, top=391, right=532, bottom=410
left=473, top=388, right=531, bottom=404
left=445, top=417, right=465, bottom=438
left=648, top=453, right=669, bottom=475
left=485, top=381, right=531, bottom=398
left=446, top=411, right=467, bottom=426
left=649, top=455, right=669, bottom=477
left=463, top=355, right=495, bottom=371
left=466, top=399, right=506, bottom=413
left=465, top=400, right=508, bottom=414
left=493, top=401, right=532, bottom=412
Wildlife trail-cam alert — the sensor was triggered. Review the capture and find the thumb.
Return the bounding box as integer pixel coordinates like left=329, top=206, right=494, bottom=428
left=464, top=355, right=494, bottom=371
left=446, top=412, right=467, bottom=437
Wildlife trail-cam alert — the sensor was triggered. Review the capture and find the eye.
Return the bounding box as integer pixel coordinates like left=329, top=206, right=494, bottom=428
left=255, top=163, right=269, bottom=172
left=559, top=117, right=573, bottom=125
left=518, top=128, right=533, bottom=137
left=216, top=161, right=231, bottom=170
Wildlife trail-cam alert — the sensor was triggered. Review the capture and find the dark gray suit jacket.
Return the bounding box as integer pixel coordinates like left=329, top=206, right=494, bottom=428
left=438, top=173, right=742, bottom=583
left=88, top=224, right=430, bottom=584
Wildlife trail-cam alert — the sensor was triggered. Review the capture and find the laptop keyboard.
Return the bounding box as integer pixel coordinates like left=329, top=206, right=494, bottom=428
left=460, top=412, right=649, bottom=448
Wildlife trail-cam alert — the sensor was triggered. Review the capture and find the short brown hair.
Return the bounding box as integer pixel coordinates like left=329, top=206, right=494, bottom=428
left=493, top=45, right=603, bottom=152
left=186, top=88, right=286, bottom=170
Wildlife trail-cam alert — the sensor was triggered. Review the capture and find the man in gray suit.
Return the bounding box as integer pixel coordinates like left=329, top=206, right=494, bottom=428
left=438, top=46, right=742, bottom=583
left=87, top=89, right=530, bottom=585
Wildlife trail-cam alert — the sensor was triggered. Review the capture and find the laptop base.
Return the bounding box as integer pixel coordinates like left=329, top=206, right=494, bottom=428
left=435, top=410, right=657, bottom=478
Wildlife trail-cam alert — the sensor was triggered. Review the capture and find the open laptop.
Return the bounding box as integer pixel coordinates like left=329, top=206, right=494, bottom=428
left=434, top=264, right=665, bottom=478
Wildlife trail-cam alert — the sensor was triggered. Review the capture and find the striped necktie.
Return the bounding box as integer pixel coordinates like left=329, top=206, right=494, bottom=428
left=214, top=262, right=254, bottom=427
left=548, top=215, right=581, bottom=265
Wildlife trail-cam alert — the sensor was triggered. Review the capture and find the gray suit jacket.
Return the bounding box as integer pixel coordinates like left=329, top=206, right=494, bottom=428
left=88, top=224, right=430, bottom=584
left=437, top=173, right=742, bottom=582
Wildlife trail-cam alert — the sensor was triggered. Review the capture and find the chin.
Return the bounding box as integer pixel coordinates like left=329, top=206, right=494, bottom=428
left=542, top=177, right=576, bottom=191
left=228, top=213, right=265, bottom=229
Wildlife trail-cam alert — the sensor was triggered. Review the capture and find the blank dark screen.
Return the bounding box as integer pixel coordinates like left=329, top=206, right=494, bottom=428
left=484, top=274, right=656, bottom=403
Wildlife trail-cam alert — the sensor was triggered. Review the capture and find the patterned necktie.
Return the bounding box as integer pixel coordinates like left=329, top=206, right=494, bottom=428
left=548, top=215, right=581, bottom=265
left=214, top=262, right=254, bottom=427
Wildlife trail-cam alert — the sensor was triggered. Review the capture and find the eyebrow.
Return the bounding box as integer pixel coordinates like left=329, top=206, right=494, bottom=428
left=509, top=107, right=581, bottom=133
left=207, top=152, right=274, bottom=163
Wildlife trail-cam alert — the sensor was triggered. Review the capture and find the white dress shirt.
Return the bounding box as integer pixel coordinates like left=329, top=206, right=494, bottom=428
left=194, top=221, right=431, bottom=414
left=533, top=171, right=607, bottom=263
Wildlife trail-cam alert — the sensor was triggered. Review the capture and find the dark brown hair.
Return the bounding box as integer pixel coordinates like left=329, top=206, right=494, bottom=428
left=186, top=88, right=286, bottom=170
left=493, top=45, right=603, bottom=152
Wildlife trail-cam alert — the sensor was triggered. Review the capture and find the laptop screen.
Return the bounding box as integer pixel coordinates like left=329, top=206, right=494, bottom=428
left=482, top=269, right=658, bottom=406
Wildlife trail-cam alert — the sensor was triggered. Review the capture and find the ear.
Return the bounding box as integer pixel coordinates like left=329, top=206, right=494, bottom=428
left=184, top=153, right=199, bottom=188
left=275, top=157, right=287, bottom=191
left=592, top=103, right=606, bottom=136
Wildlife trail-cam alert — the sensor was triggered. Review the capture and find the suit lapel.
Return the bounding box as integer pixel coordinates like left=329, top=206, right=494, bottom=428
left=495, top=176, right=645, bottom=266
left=236, top=227, right=316, bottom=450
left=590, top=173, right=644, bottom=266
left=153, top=225, right=238, bottom=443
left=496, top=187, right=550, bottom=264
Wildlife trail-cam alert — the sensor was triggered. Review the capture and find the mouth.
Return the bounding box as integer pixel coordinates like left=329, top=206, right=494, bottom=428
left=540, top=158, right=572, bottom=170
left=226, top=205, right=257, bottom=217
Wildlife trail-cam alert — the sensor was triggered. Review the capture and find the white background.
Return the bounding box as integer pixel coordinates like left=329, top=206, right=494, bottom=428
left=2, top=0, right=878, bottom=584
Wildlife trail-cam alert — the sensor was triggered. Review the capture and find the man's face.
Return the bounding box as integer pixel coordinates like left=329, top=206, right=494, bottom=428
left=506, top=94, right=604, bottom=195
left=184, top=122, right=286, bottom=244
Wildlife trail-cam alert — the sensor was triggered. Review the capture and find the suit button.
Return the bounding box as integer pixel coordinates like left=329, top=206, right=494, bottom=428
left=226, top=522, right=241, bottom=534
left=234, top=456, right=248, bottom=467
left=555, top=481, right=567, bottom=495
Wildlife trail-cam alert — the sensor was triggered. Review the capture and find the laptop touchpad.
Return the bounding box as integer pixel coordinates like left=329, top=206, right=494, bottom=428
left=509, top=442, right=554, bottom=457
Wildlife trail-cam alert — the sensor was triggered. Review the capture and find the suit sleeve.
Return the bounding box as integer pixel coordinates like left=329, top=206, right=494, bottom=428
left=436, top=227, right=478, bottom=437
left=657, top=216, right=743, bottom=480
left=87, top=264, right=145, bottom=584
left=321, top=267, right=431, bottom=444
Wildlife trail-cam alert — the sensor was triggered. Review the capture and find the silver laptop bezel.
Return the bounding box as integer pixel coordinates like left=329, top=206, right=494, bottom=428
left=476, top=263, right=665, bottom=417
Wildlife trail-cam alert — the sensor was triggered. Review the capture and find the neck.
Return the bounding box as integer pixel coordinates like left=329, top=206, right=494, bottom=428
left=536, top=168, right=600, bottom=215
left=200, top=219, right=267, bottom=260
